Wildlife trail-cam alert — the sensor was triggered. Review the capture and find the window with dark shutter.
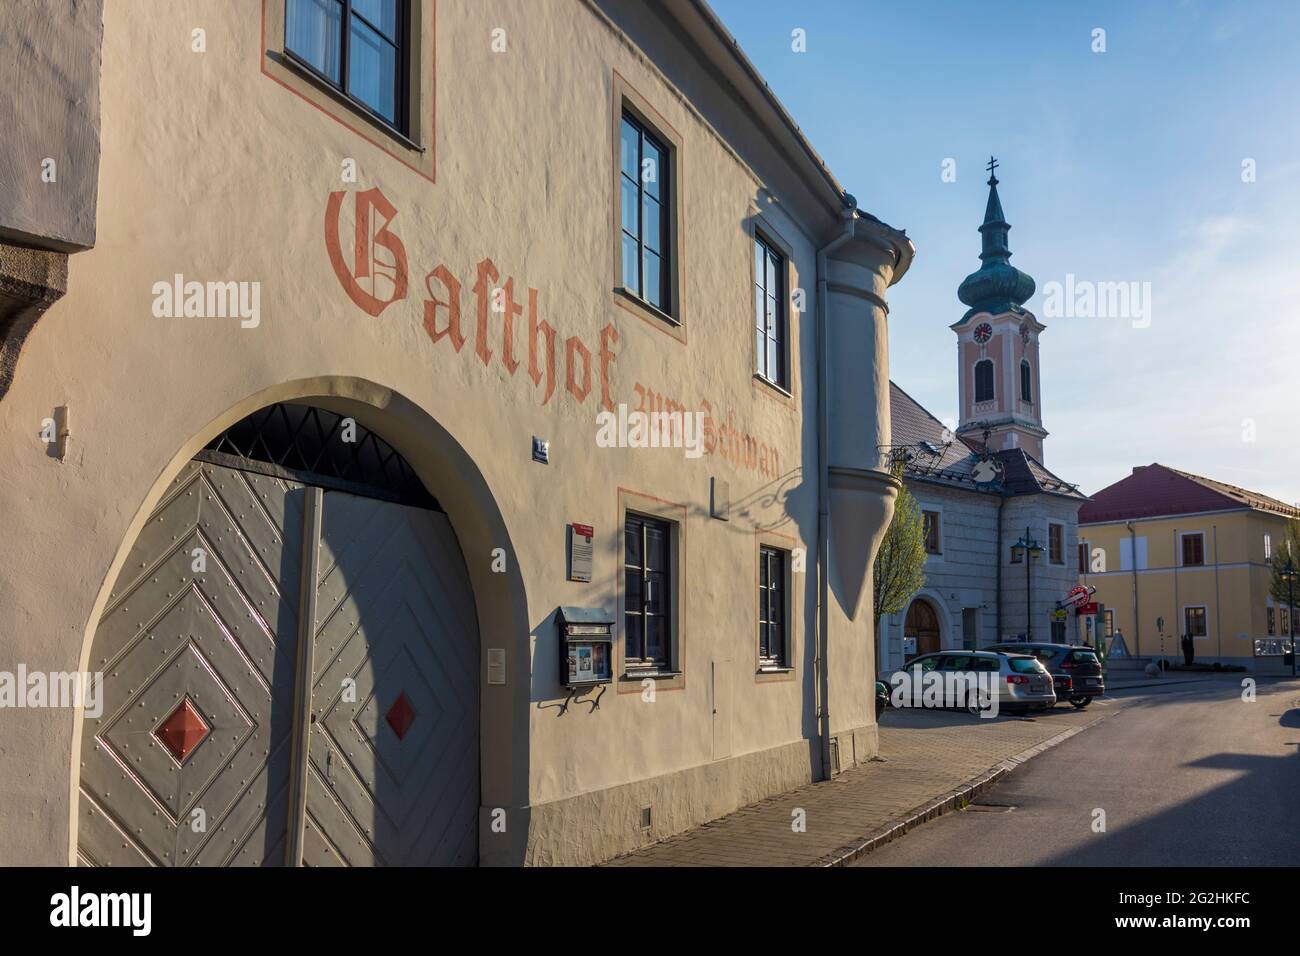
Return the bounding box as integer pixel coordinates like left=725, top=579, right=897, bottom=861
left=758, top=546, right=787, bottom=667
left=923, top=511, right=941, bottom=554
left=625, top=513, right=672, bottom=668
left=1181, top=533, right=1205, bottom=567
left=975, top=360, right=995, bottom=402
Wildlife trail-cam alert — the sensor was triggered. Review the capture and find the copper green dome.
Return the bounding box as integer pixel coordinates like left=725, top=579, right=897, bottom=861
left=958, top=158, right=1035, bottom=320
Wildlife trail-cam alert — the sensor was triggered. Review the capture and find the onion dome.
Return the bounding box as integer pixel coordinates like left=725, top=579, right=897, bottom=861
left=958, top=158, right=1035, bottom=319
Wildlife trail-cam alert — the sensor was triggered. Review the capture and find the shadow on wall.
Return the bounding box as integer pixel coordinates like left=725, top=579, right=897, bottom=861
left=528, top=464, right=823, bottom=788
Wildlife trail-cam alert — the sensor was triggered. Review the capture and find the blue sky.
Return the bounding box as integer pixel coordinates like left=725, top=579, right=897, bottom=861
left=710, top=0, right=1300, bottom=504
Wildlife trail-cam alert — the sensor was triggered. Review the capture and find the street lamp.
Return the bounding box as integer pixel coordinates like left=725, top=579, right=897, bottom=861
left=1012, top=526, right=1045, bottom=639
left=1279, top=556, right=1299, bottom=678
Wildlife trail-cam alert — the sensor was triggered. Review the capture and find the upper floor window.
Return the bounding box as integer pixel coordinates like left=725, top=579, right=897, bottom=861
left=754, top=235, right=786, bottom=388
left=625, top=513, right=673, bottom=669
left=922, top=510, right=941, bottom=554
left=286, top=0, right=408, bottom=131
left=1264, top=533, right=1272, bottom=560
left=618, top=113, right=671, bottom=313
left=1049, top=523, right=1064, bottom=564
left=1020, top=360, right=1032, bottom=404
left=1181, top=532, right=1205, bottom=567
left=974, top=359, right=995, bottom=403
left=758, top=546, right=788, bottom=667
left=1078, top=540, right=1089, bottom=572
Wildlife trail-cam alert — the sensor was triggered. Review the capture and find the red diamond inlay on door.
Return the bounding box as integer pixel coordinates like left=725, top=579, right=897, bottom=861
left=155, top=698, right=210, bottom=763
left=385, top=692, right=417, bottom=741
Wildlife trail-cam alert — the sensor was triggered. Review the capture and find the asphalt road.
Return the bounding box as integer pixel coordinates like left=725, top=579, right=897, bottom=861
left=855, top=676, right=1300, bottom=866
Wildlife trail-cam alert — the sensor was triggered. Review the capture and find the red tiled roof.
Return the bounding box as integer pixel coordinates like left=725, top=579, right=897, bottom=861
left=1079, top=463, right=1300, bottom=524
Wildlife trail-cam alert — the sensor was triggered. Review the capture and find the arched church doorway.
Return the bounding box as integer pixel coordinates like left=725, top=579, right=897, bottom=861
left=76, top=403, right=480, bottom=866
left=904, top=598, right=942, bottom=660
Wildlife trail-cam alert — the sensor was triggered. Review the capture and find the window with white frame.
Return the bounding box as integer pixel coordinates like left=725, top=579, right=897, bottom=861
left=753, top=234, right=786, bottom=389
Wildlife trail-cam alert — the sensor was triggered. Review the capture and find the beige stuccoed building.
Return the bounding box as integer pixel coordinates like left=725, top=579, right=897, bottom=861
left=0, top=0, right=913, bottom=866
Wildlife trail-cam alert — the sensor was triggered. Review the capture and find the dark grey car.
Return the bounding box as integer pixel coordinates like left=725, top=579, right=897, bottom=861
left=988, top=642, right=1105, bottom=708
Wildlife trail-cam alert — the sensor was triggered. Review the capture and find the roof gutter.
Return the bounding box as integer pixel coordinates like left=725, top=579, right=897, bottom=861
left=686, top=0, right=848, bottom=203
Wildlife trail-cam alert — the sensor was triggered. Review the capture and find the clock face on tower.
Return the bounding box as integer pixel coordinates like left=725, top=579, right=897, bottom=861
left=1019, top=322, right=1030, bottom=344
left=973, top=322, right=993, bottom=344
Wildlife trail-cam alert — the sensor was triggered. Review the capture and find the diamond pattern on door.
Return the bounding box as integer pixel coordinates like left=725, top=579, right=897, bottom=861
left=302, top=491, right=479, bottom=866
left=77, top=461, right=305, bottom=867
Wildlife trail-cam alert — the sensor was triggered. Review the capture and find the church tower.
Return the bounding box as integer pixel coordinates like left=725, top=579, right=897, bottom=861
left=952, top=159, right=1047, bottom=462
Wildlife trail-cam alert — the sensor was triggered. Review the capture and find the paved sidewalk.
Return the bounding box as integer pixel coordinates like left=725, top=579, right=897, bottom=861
left=603, top=703, right=1110, bottom=867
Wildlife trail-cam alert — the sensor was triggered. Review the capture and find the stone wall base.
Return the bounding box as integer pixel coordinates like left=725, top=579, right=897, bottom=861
left=520, top=723, right=881, bottom=866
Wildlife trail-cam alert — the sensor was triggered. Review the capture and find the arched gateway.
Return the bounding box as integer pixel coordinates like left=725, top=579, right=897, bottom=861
left=76, top=404, right=480, bottom=866
left=904, top=598, right=942, bottom=660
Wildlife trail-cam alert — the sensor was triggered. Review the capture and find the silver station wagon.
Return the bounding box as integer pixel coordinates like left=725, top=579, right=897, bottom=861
left=886, top=650, right=1057, bottom=716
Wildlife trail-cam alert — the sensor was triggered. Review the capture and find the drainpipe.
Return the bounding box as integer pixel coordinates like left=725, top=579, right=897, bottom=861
left=814, top=212, right=855, bottom=783
left=1172, top=527, right=1179, bottom=666
left=995, top=494, right=1006, bottom=641
left=1127, top=521, right=1141, bottom=656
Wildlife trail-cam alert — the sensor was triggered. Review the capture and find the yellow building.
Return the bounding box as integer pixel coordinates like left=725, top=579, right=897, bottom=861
left=1079, top=464, right=1300, bottom=672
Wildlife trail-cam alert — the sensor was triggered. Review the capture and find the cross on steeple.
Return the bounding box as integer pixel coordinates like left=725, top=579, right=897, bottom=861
left=986, top=155, right=999, bottom=185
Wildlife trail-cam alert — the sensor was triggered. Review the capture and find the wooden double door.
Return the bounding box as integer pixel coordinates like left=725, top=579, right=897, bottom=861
left=77, top=459, right=479, bottom=866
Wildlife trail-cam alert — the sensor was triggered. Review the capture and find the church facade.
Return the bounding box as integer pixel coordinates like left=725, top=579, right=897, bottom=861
left=879, top=166, right=1087, bottom=672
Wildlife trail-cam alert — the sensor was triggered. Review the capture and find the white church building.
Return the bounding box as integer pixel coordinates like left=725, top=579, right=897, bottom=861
left=879, top=163, right=1087, bottom=673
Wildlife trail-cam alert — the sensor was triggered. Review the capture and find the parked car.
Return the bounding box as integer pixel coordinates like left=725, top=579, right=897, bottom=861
left=987, top=642, right=1105, bottom=708
left=875, top=680, right=889, bottom=719
left=885, top=650, right=1056, bottom=715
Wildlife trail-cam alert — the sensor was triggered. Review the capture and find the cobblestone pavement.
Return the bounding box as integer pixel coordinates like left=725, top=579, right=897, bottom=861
left=603, top=700, right=1113, bottom=867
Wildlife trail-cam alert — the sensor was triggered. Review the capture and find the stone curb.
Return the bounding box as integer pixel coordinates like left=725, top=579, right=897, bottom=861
left=813, top=713, right=1109, bottom=867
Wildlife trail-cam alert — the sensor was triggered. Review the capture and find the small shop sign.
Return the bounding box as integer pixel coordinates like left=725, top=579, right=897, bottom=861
left=568, top=522, right=594, bottom=583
